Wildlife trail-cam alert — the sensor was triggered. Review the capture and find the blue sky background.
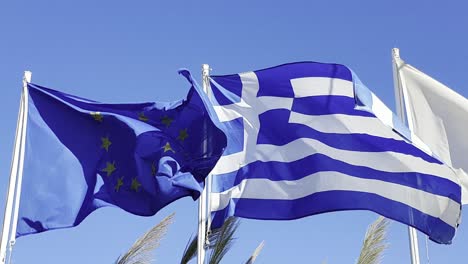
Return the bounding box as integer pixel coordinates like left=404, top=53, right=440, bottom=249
left=1, top=1, right=468, bottom=263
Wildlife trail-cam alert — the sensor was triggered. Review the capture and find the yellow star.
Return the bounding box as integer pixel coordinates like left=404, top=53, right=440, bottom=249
left=131, top=177, right=141, bottom=192
left=138, top=112, right=149, bottom=122
left=101, top=161, right=116, bottom=177
left=90, top=112, right=103, bottom=122
left=151, top=161, right=156, bottom=176
left=177, top=128, right=188, bottom=142
left=115, top=177, right=124, bottom=192
left=161, top=115, right=173, bottom=127
left=101, top=136, right=112, bottom=152
left=163, top=142, right=175, bottom=153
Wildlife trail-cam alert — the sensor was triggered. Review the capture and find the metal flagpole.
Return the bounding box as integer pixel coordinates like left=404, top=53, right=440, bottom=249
left=0, top=95, right=23, bottom=264
left=204, top=65, right=213, bottom=243
left=392, top=48, right=421, bottom=264
left=197, top=64, right=211, bottom=264
left=0, top=71, right=31, bottom=264
left=7, top=72, right=32, bottom=264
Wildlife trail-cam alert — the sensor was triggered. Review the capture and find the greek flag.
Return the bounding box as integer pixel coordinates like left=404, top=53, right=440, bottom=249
left=182, top=62, right=461, bottom=244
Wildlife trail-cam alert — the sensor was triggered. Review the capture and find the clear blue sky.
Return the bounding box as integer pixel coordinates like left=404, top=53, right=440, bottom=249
left=1, top=1, right=468, bottom=263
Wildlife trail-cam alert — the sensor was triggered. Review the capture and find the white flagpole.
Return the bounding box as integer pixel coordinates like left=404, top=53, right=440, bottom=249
left=392, top=48, right=421, bottom=264
left=204, top=65, right=213, bottom=241
left=0, top=71, right=31, bottom=264
left=7, top=72, right=32, bottom=263
left=197, top=64, right=211, bottom=264
left=0, top=96, right=22, bottom=264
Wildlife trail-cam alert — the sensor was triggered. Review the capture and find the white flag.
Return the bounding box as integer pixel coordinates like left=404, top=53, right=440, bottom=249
left=394, top=52, right=468, bottom=204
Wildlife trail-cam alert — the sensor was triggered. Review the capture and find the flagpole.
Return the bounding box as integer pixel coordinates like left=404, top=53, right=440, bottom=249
left=197, top=64, right=211, bottom=264
left=7, top=72, right=32, bottom=263
left=0, top=71, right=31, bottom=264
left=204, top=65, right=213, bottom=241
left=392, top=48, right=421, bottom=264
left=0, top=95, right=22, bottom=264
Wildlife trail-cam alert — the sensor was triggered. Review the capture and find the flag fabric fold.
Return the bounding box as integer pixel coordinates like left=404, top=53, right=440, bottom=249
left=17, top=81, right=226, bottom=237
left=394, top=55, right=468, bottom=204
left=184, top=62, right=462, bottom=244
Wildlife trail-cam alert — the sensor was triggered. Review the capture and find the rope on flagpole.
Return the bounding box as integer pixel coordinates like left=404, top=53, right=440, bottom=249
left=197, top=64, right=211, bottom=264
left=6, top=72, right=32, bottom=264
left=392, top=48, right=421, bottom=264
left=425, top=235, right=430, bottom=264
left=0, top=71, right=31, bottom=264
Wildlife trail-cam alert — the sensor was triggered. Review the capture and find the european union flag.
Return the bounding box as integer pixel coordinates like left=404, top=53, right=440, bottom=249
left=17, top=74, right=226, bottom=237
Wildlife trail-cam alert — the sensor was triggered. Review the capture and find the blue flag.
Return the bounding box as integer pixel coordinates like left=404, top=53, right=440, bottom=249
left=184, top=62, right=462, bottom=244
left=17, top=78, right=226, bottom=237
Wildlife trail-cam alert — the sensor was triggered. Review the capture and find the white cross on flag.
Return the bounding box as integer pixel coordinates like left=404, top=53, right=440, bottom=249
left=181, top=62, right=461, bottom=244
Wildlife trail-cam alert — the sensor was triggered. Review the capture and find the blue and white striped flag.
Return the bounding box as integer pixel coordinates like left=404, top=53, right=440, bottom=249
left=182, top=62, right=462, bottom=244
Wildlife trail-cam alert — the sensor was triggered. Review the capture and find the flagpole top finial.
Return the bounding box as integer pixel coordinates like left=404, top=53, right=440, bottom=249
left=202, top=64, right=211, bottom=80
left=23, top=71, right=32, bottom=83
